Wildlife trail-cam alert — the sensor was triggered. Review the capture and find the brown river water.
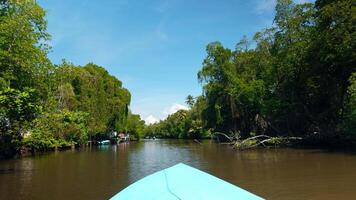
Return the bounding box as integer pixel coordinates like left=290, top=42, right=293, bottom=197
left=0, top=140, right=355, bottom=200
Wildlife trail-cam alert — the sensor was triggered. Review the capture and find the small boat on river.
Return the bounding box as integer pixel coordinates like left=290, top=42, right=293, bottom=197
left=110, top=163, right=264, bottom=200
left=97, top=140, right=110, bottom=145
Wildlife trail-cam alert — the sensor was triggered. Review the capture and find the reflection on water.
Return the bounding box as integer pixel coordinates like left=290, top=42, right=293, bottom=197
left=0, top=140, right=356, bottom=200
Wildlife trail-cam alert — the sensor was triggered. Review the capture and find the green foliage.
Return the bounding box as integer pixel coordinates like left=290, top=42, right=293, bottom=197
left=54, top=62, right=131, bottom=136
left=148, top=110, right=189, bottom=138
left=342, top=73, right=356, bottom=137
left=23, top=110, right=89, bottom=150
left=0, top=0, right=51, bottom=91
left=0, top=1, right=135, bottom=158
left=144, top=96, right=210, bottom=139
left=147, top=0, right=355, bottom=143
left=185, top=95, right=195, bottom=108
left=124, top=113, right=145, bottom=139
left=196, top=0, right=355, bottom=140
left=265, top=137, right=284, bottom=146
left=0, top=88, right=41, bottom=158
left=22, top=131, right=70, bottom=152
left=0, top=0, right=52, bottom=158
left=1, top=0, right=355, bottom=157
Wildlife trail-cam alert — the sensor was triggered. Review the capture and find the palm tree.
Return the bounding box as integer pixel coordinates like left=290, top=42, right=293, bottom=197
left=185, top=95, right=195, bottom=108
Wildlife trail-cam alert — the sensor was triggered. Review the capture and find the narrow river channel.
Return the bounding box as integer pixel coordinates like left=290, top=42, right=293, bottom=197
left=1, top=140, right=355, bottom=200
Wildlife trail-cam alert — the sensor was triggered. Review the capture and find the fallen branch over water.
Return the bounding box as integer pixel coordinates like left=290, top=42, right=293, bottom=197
left=232, top=135, right=303, bottom=150
left=213, top=132, right=234, bottom=142
left=194, top=139, right=202, bottom=144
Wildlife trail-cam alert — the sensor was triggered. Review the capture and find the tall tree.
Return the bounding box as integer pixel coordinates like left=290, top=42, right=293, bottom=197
left=185, top=95, right=195, bottom=108
left=0, top=0, right=51, bottom=158
left=0, top=0, right=51, bottom=91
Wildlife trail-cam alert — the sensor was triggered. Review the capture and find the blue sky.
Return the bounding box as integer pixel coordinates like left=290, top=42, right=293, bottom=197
left=37, top=0, right=310, bottom=124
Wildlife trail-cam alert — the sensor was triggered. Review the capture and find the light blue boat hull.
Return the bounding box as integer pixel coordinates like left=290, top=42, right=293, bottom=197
left=110, top=163, right=264, bottom=200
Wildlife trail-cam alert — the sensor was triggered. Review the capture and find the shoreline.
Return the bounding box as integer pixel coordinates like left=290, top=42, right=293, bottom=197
left=3, top=137, right=354, bottom=160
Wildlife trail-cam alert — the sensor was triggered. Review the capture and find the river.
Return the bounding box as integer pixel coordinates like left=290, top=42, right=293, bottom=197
left=0, top=140, right=355, bottom=200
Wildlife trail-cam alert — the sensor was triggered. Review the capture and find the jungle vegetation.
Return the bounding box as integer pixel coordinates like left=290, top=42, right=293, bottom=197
left=0, top=0, right=355, bottom=158
left=0, top=0, right=144, bottom=158
left=144, top=0, right=355, bottom=145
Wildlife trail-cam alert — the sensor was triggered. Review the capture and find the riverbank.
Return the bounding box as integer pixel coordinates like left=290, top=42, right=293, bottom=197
left=297, top=136, right=356, bottom=150
left=1, top=133, right=354, bottom=160
left=206, top=131, right=356, bottom=151
left=231, top=135, right=356, bottom=151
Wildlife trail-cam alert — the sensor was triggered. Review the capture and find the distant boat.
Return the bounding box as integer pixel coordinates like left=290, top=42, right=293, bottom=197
left=110, top=163, right=264, bottom=200
left=118, top=133, right=130, bottom=143
left=97, top=140, right=110, bottom=145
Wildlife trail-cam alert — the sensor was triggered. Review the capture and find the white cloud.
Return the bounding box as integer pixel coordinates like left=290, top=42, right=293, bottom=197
left=144, top=115, right=159, bottom=125
left=136, top=103, right=189, bottom=124
left=163, top=103, right=189, bottom=116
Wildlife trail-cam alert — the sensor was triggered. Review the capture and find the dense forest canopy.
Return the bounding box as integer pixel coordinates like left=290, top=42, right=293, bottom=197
left=144, top=0, right=355, bottom=142
left=55, top=62, right=131, bottom=135
left=0, top=0, right=144, bottom=158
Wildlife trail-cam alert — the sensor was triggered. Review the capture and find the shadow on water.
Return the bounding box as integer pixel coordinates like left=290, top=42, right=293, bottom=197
left=292, top=145, right=356, bottom=156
